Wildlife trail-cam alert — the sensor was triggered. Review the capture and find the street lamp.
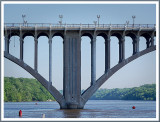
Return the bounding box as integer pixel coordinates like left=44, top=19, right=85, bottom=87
left=93, top=21, right=97, bottom=26
left=132, top=15, right=136, bottom=27
left=126, top=21, right=129, bottom=27
left=97, top=15, right=100, bottom=27
left=59, top=15, right=63, bottom=26
left=22, top=14, right=26, bottom=25
left=22, top=14, right=27, bottom=26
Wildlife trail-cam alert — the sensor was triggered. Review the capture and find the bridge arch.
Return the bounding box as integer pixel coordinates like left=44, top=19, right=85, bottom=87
left=4, top=23, right=156, bottom=109
left=22, top=32, right=34, bottom=39
left=8, top=32, right=20, bottom=40
left=111, top=32, right=122, bottom=40
left=125, top=32, right=136, bottom=40
left=97, top=32, right=108, bottom=40
left=52, top=32, right=64, bottom=39
left=81, top=45, right=156, bottom=107
left=37, top=32, right=49, bottom=39
left=81, top=32, right=93, bottom=40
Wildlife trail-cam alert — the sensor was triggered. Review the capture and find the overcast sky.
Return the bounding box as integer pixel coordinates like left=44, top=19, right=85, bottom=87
left=3, top=2, right=156, bottom=90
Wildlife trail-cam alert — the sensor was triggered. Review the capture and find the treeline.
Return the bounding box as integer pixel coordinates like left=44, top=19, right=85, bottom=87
left=90, top=84, right=156, bottom=101
left=4, top=77, right=156, bottom=102
left=4, top=77, right=55, bottom=102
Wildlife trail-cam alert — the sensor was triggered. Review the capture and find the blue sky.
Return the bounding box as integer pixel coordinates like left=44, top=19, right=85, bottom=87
left=4, top=3, right=156, bottom=90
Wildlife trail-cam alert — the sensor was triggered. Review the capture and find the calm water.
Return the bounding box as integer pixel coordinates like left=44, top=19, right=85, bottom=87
left=4, top=100, right=156, bottom=118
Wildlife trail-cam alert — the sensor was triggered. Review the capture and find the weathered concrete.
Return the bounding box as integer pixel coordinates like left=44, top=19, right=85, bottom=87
left=49, top=38, right=52, bottom=85
left=91, top=35, right=96, bottom=85
left=81, top=46, right=156, bottom=106
left=4, top=52, right=66, bottom=108
left=105, top=37, right=110, bottom=73
left=34, top=37, right=38, bottom=71
left=4, top=24, right=156, bottom=109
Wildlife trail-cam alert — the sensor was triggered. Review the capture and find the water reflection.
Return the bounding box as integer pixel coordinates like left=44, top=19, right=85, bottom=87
left=61, top=109, right=81, bottom=118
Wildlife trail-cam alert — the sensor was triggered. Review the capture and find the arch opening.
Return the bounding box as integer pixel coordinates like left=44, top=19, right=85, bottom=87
left=81, top=36, right=91, bottom=93
left=139, top=37, right=146, bottom=51
left=23, top=36, right=34, bottom=69
left=38, top=36, right=49, bottom=81
left=96, top=36, right=105, bottom=80
left=52, top=36, right=63, bottom=93
left=110, top=36, right=119, bottom=68
left=9, top=36, right=20, bottom=59
left=125, top=36, right=133, bottom=59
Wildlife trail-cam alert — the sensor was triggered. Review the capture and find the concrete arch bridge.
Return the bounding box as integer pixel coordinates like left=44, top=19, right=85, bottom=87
left=4, top=23, right=156, bottom=109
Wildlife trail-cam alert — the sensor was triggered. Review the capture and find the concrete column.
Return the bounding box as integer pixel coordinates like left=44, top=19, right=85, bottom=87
left=136, top=36, right=140, bottom=53
left=63, top=33, right=81, bottom=109
left=146, top=38, right=150, bottom=48
left=91, top=36, right=96, bottom=85
left=105, top=37, right=110, bottom=73
left=118, top=41, right=122, bottom=63
left=121, top=37, right=125, bottom=61
left=5, top=35, right=9, bottom=53
left=20, top=37, right=24, bottom=60
left=49, top=38, right=52, bottom=85
left=151, top=36, right=154, bottom=47
left=133, top=36, right=139, bottom=55
left=34, top=37, right=38, bottom=71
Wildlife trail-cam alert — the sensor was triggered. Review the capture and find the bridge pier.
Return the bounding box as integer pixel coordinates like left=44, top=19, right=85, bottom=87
left=49, top=38, right=52, bottom=85
left=133, top=36, right=139, bottom=55
left=5, top=36, right=9, bottom=53
left=63, top=32, right=81, bottom=109
left=105, top=37, right=110, bottom=73
left=34, top=37, right=38, bottom=71
left=119, top=37, right=125, bottom=63
left=151, top=36, right=154, bottom=47
left=20, top=37, right=24, bottom=60
left=91, top=36, right=96, bottom=85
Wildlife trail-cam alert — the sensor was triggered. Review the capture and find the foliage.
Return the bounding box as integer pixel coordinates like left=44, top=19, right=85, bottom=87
left=90, top=84, right=156, bottom=101
left=4, top=77, right=156, bottom=102
left=4, top=77, right=55, bottom=102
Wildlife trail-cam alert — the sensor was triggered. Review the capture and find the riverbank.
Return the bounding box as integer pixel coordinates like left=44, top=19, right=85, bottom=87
left=4, top=77, right=156, bottom=102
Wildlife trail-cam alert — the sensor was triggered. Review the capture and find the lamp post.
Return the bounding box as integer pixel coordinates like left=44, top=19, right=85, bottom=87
left=132, top=15, right=136, bottom=27
left=126, top=21, right=129, bottom=27
left=93, top=21, right=97, bottom=27
left=59, top=15, right=63, bottom=26
left=22, top=14, right=26, bottom=26
left=97, top=15, right=100, bottom=27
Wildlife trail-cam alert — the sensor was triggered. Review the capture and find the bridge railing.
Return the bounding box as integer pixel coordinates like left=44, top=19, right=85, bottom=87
left=4, top=23, right=156, bottom=29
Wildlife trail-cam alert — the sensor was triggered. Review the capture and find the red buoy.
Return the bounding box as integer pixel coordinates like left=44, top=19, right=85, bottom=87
left=19, top=110, right=22, bottom=117
left=132, top=106, right=136, bottom=109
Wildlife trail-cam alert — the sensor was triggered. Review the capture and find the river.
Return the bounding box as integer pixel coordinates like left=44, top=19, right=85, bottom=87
left=4, top=100, right=156, bottom=118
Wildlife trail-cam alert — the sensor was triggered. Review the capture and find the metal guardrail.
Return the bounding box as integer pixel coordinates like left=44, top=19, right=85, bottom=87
left=4, top=23, right=156, bottom=29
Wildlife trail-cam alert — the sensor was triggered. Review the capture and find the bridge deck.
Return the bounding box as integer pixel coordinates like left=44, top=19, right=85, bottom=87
left=4, top=23, right=156, bottom=31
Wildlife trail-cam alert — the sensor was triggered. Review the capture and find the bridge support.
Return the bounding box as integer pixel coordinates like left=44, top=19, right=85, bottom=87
left=151, top=36, right=154, bottom=47
left=105, top=37, right=110, bottom=73
left=119, top=37, right=125, bottom=63
left=5, top=35, right=9, bottom=53
left=133, top=36, right=139, bottom=55
left=20, top=37, right=24, bottom=60
left=91, top=36, right=96, bottom=85
left=146, top=38, right=150, bottom=48
left=34, top=37, right=38, bottom=71
left=49, top=38, right=52, bottom=86
left=63, top=33, right=82, bottom=109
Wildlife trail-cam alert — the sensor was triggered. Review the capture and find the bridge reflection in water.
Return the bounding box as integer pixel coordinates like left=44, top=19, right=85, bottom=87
left=4, top=23, right=156, bottom=109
